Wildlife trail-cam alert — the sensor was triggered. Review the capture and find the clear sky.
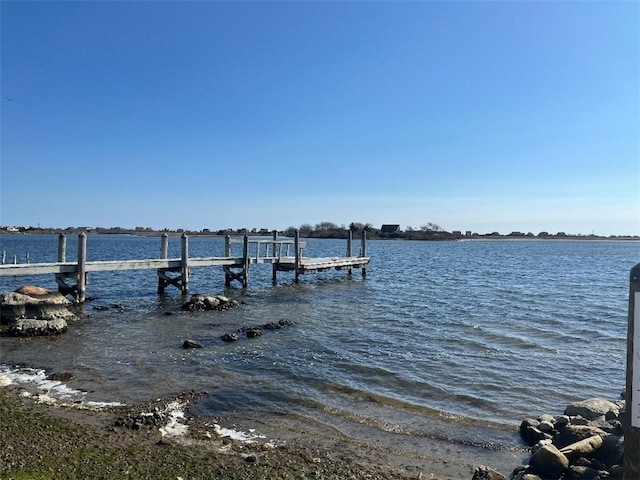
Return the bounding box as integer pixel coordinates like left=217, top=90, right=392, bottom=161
left=1, top=1, right=638, bottom=236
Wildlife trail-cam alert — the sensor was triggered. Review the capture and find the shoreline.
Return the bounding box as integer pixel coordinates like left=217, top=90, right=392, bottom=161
left=0, top=384, right=521, bottom=480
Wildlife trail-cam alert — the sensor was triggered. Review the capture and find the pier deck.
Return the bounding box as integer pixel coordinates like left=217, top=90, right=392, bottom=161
left=0, top=230, right=369, bottom=302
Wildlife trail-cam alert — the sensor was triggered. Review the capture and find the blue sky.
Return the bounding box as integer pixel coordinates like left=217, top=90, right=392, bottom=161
left=1, top=1, right=638, bottom=235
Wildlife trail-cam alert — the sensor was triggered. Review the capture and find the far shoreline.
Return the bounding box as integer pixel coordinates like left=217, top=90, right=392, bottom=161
left=1, top=226, right=638, bottom=242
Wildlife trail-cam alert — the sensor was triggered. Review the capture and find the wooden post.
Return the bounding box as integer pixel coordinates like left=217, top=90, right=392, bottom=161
left=25, top=252, right=30, bottom=263
left=272, top=230, right=278, bottom=285
left=56, top=234, right=68, bottom=295
left=1, top=250, right=5, bottom=264
left=242, top=235, right=249, bottom=288
left=224, top=235, right=232, bottom=287
left=77, top=232, right=87, bottom=302
left=361, top=230, right=367, bottom=278
left=225, top=235, right=231, bottom=257
left=625, top=263, right=640, bottom=480
left=157, top=233, right=169, bottom=294
left=346, top=230, right=353, bottom=276
left=58, top=234, right=66, bottom=262
left=181, top=233, right=189, bottom=294
left=294, top=229, right=300, bottom=284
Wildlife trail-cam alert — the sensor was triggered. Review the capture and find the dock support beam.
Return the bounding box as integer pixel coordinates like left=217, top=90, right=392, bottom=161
left=57, top=234, right=66, bottom=262
left=294, top=230, right=301, bottom=283
left=76, top=232, right=87, bottom=302
left=625, top=263, right=640, bottom=479
left=361, top=230, right=367, bottom=278
left=346, top=230, right=353, bottom=276
left=223, top=235, right=247, bottom=288
left=272, top=230, right=278, bottom=285
left=181, top=233, right=189, bottom=294
left=55, top=233, right=74, bottom=297
left=157, top=233, right=170, bottom=294
left=242, top=235, right=249, bottom=288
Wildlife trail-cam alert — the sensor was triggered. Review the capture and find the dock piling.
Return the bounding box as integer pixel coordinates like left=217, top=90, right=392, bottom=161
left=347, top=230, right=353, bottom=276
left=181, top=233, right=189, bottom=293
left=157, top=233, right=170, bottom=294
left=242, top=235, right=249, bottom=288
left=361, top=231, right=367, bottom=278
left=77, top=232, right=87, bottom=302
left=58, top=234, right=66, bottom=262
left=272, top=230, right=278, bottom=285
left=294, top=230, right=301, bottom=283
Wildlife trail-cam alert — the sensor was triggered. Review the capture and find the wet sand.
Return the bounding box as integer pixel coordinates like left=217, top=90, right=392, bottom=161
left=0, top=386, right=526, bottom=480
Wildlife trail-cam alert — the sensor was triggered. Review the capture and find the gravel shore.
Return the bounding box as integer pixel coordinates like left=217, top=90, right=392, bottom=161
left=0, top=386, right=485, bottom=480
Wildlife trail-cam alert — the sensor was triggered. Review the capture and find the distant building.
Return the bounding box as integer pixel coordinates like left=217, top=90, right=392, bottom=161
left=380, top=224, right=400, bottom=234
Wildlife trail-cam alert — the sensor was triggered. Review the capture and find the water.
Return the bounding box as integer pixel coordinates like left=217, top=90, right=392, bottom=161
left=1, top=234, right=638, bottom=469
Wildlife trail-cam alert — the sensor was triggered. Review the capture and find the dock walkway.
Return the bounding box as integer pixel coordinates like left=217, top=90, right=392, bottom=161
left=0, top=230, right=369, bottom=302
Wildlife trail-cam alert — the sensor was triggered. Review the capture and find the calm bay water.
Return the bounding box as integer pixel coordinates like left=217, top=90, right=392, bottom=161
left=1, top=234, right=638, bottom=467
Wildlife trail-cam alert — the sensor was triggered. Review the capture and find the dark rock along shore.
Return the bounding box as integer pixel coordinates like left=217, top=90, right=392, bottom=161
left=476, top=397, right=625, bottom=480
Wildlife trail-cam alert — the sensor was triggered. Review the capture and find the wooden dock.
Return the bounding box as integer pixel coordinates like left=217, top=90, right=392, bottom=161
left=0, top=230, right=369, bottom=302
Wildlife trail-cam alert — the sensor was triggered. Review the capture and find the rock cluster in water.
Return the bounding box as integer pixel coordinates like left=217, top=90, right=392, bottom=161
left=1, top=285, right=77, bottom=336
left=181, top=293, right=240, bottom=312
left=222, top=318, right=294, bottom=342
left=512, top=397, right=624, bottom=480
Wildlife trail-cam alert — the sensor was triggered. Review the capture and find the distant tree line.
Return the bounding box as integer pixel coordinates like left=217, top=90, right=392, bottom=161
left=1, top=223, right=637, bottom=240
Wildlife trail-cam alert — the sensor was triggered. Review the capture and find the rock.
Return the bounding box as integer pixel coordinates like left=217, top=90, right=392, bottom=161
left=594, top=434, right=623, bottom=467
left=608, top=464, right=623, bottom=479
left=263, top=319, right=293, bottom=330
left=246, top=327, right=263, bottom=338
left=221, top=333, right=239, bottom=342
left=553, top=425, right=607, bottom=449
left=565, top=398, right=619, bottom=421
left=9, top=318, right=68, bottom=336
left=472, top=465, right=507, bottom=480
left=15, top=285, right=50, bottom=295
left=538, top=414, right=556, bottom=423
left=559, top=434, right=603, bottom=459
left=1, top=290, right=76, bottom=323
left=511, top=467, right=543, bottom=480
left=47, top=372, right=75, bottom=382
left=183, top=339, right=204, bottom=349
left=566, top=465, right=601, bottom=479
left=538, top=420, right=555, bottom=433
left=531, top=439, right=553, bottom=454
left=529, top=444, right=569, bottom=478
left=181, top=293, right=238, bottom=312
left=521, top=425, right=552, bottom=446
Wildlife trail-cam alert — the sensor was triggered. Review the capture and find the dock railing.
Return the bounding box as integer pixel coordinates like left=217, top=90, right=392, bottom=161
left=0, top=230, right=369, bottom=302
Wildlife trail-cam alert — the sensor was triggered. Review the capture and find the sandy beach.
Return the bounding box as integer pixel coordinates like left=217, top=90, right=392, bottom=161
left=0, top=386, right=519, bottom=480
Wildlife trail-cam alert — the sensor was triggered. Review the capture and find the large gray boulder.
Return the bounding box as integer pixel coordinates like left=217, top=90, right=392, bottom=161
left=1, top=286, right=76, bottom=336
left=564, top=398, right=620, bottom=420
left=2, top=289, right=76, bottom=322
left=529, top=444, right=569, bottom=478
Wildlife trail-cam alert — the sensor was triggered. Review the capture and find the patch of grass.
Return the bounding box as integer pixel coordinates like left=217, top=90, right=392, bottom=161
left=0, top=389, right=414, bottom=480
